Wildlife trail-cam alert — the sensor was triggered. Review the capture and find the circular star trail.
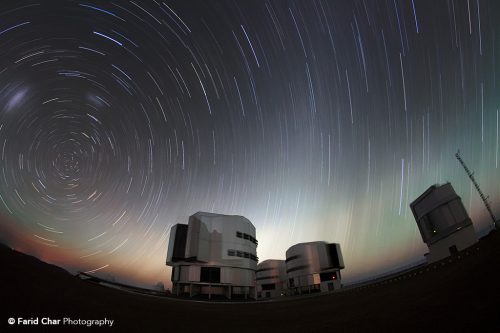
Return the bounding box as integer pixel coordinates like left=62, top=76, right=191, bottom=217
left=0, top=0, right=499, bottom=287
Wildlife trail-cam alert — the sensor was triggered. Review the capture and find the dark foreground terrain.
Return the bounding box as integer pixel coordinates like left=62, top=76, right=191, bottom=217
left=2, top=231, right=500, bottom=332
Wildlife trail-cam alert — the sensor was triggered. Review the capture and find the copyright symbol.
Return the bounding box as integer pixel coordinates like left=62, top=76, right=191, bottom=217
left=8, top=318, right=15, bottom=325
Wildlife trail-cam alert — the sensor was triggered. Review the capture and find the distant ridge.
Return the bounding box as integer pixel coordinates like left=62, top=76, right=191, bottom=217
left=0, top=242, right=10, bottom=250
left=0, top=243, right=71, bottom=277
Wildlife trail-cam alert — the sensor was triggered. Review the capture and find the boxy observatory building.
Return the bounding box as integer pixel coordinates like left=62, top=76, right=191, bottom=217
left=410, top=183, right=478, bottom=263
left=166, top=212, right=258, bottom=299
left=285, top=242, right=345, bottom=294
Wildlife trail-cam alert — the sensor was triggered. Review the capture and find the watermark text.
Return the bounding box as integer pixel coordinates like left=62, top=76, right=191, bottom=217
left=7, top=317, right=114, bottom=327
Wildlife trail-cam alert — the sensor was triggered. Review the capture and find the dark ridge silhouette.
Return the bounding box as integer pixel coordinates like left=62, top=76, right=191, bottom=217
left=2, top=230, right=500, bottom=332
left=76, top=272, right=168, bottom=297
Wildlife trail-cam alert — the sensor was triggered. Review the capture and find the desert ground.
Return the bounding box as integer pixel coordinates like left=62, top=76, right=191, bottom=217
left=2, top=230, right=500, bottom=332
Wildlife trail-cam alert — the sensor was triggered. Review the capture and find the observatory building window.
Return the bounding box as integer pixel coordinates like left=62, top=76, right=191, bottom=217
left=256, top=275, right=279, bottom=281
left=200, top=267, right=220, bottom=283
left=227, top=249, right=257, bottom=261
left=261, top=283, right=276, bottom=290
left=256, top=267, right=272, bottom=273
left=249, top=235, right=258, bottom=245
left=286, top=265, right=308, bottom=274
left=235, top=231, right=258, bottom=245
left=320, top=272, right=337, bottom=282
left=285, top=255, right=300, bottom=263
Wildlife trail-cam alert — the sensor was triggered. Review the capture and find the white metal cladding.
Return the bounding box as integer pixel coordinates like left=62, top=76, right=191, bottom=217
left=410, top=183, right=474, bottom=245
left=285, top=241, right=344, bottom=291
left=256, top=260, right=287, bottom=285
left=286, top=242, right=326, bottom=278
left=166, top=212, right=258, bottom=292
left=187, top=212, right=257, bottom=268
left=256, top=259, right=287, bottom=298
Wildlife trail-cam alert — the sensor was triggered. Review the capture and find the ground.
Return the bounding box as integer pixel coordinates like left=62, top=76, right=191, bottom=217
left=1, top=231, right=500, bottom=332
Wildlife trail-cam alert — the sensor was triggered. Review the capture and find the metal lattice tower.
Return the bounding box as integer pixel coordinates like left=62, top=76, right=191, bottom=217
left=455, top=150, right=497, bottom=228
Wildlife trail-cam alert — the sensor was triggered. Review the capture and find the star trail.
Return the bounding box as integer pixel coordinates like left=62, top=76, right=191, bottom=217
left=0, top=0, right=499, bottom=288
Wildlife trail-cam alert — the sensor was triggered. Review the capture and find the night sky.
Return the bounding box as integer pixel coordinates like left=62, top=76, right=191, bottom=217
left=0, top=0, right=499, bottom=288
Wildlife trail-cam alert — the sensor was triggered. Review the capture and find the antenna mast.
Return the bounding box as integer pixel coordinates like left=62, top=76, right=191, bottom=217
left=455, top=150, right=497, bottom=229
